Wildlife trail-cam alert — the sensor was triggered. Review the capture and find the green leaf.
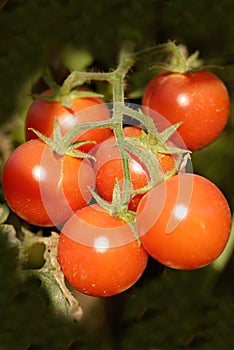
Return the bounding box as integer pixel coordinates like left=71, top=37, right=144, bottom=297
left=62, top=46, right=94, bottom=72
left=0, top=203, right=10, bottom=224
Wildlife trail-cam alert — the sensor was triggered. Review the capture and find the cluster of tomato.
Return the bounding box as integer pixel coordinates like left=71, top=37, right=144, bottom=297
left=1, top=68, right=232, bottom=297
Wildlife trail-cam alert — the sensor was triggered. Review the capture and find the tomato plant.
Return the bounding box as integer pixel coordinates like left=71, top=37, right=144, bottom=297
left=136, top=173, right=232, bottom=270
left=1, top=139, right=95, bottom=226
left=58, top=204, right=148, bottom=297
left=25, top=89, right=112, bottom=152
left=1, top=40, right=232, bottom=315
left=142, top=70, right=230, bottom=151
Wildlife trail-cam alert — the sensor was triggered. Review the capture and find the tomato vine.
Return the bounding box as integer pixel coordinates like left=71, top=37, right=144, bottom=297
left=1, top=40, right=231, bottom=318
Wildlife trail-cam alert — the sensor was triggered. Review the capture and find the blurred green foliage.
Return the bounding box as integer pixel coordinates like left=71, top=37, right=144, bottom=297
left=0, top=0, right=234, bottom=349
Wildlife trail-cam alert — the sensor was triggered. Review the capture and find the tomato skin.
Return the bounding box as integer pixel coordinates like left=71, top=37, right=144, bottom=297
left=93, top=127, right=149, bottom=211
left=58, top=204, right=148, bottom=297
left=136, top=173, right=231, bottom=270
left=1, top=140, right=95, bottom=226
left=143, top=70, right=230, bottom=151
left=25, top=90, right=112, bottom=152
left=96, top=158, right=148, bottom=211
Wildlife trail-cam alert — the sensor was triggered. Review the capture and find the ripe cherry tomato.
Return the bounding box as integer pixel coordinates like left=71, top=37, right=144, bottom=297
left=1, top=139, right=94, bottom=226
left=58, top=204, right=148, bottom=297
left=94, top=126, right=176, bottom=211
left=142, top=70, right=230, bottom=151
left=25, top=89, right=112, bottom=153
left=136, top=173, right=231, bottom=270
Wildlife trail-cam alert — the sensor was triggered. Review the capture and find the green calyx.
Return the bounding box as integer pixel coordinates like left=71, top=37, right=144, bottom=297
left=28, top=119, right=96, bottom=160
left=32, top=67, right=104, bottom=109
left=149, top=41, right=203, bottom=74
left=33, top=89, right=104, bottom=110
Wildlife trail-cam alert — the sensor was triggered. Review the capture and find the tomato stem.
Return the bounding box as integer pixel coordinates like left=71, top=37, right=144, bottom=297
left=30, top=42, right=191, bottom=230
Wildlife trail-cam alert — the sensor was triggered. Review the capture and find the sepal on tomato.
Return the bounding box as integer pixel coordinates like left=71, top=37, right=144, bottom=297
left=28, top=119, right=96, bottom=160
left=32, top=67, right=104, bottom=109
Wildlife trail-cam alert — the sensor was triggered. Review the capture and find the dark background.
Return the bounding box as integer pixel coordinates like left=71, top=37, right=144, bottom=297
left=0, top=1, right=234, bottom=349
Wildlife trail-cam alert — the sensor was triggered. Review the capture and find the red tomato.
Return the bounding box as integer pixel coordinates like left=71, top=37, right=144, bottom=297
left=136, top=173, right=231, bottom=270
left=1, top=139, right=94, bottom=226
left=58, top=204, right=148, bottom=297
left=94, top=126, right=176, bottom=211
left=93, top=127, right=148, bottom=211
left=25, top=89, right=112, bottom=152
left=142, top=70, right=230, bottom=151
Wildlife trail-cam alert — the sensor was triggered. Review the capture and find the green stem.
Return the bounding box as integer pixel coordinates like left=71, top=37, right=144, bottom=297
left=52, top=42, right=188, bottom=218
left=60, top=71, right=113, bottom=95
left=60, top=41, right=185, bottom=95
left=107, top=46, right=137, bottom=214
left=59, top=42, right=186, bottom=215
left=61, top=119, right=115, bottom=148
left=125, top=41, right=178, bottom=63
left=42, top=67, right=61, bottom=94
left=123, top=105, right=158, bottom=135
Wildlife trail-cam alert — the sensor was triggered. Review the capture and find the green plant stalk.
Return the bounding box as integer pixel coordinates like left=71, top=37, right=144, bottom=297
left=56, top=42, right=191, bottom=216
left=30, top=43, right=192, bottom=228
left=1, top=42, right=203, bottom=322
left=60, top=71, right=113, bottom=95
left=60, top=46, right=142, bottom=216
left=107, top=48, right=140, bottom=214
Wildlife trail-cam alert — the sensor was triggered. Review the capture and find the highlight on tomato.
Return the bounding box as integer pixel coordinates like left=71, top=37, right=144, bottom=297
left=142, top=70, right=230, bottom=151
left=58, top=204, right=148, bottom=297
left=25, top=89, right=113, bottom=153
left=136, top=173, right=232, bottom=270
left=1, top=139, right=95, bottom=227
